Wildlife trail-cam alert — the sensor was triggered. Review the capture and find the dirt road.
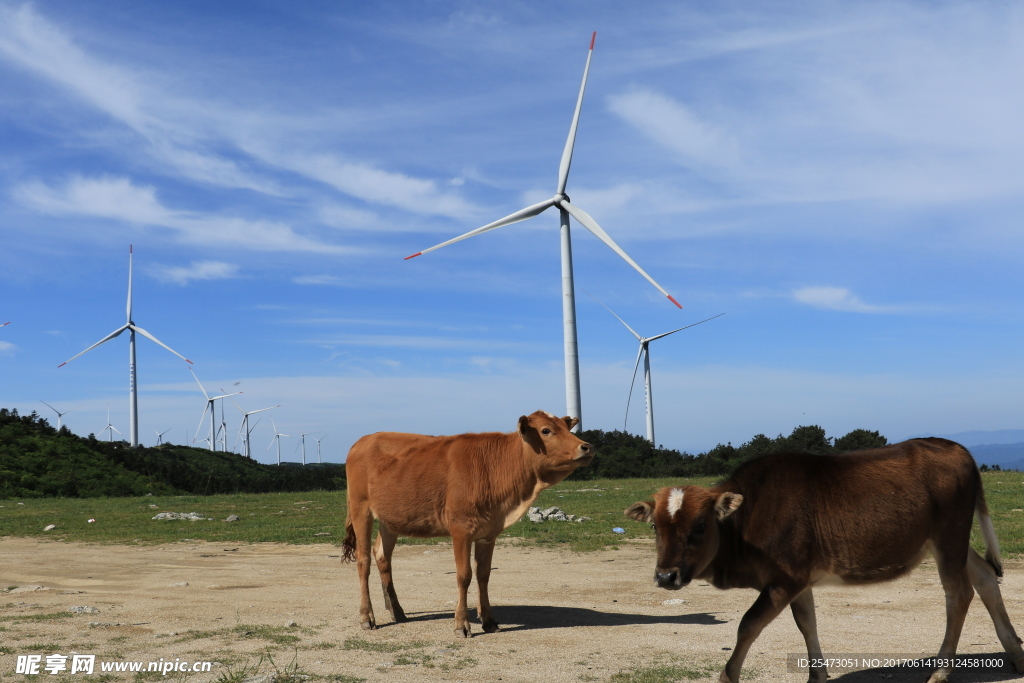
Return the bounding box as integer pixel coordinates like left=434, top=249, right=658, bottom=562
left=2, top=538, right=1023, bottom=682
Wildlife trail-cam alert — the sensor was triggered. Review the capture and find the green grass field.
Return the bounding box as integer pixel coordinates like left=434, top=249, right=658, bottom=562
left=1, top=473, right=1022, bottom=555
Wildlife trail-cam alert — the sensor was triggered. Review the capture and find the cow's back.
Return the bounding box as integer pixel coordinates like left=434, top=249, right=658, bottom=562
left=720, top=438, right=980, bottom=581
left=346, top=431, right=515, bottom=537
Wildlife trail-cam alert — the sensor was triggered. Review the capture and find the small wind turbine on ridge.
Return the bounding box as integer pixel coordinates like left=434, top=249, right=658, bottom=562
left=586, top=291, right=723, bottom=446
left=230, top=398, right=280, bottom=459
left=188, top=366, right=241, bottom=452
left=314, top=434, right=327, bottom=464
left=101, top=404, right=122, bottom=442
left=405, top=32, right=681, bottom=431
left=58, top=246, right=192, bottom=447
left=40, top=401, right=69, bottom=430
left=154, top=428, right=171, bottom=446
left=266, top=417, right=290, bottom=464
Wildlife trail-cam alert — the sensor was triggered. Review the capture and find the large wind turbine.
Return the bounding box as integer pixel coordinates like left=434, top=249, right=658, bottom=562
left=405, top=33, right=680, bottom=431
left=59, top=246, right=192, bottom=447
left=267, top=416, right=289, bottom=465
left=231, top=398, right=280, bottom=459
left=589, top=293, right=722, bottom=446
left=188, top=366, right=241, bottom=452
left=40, top=401, right=69, bottom=430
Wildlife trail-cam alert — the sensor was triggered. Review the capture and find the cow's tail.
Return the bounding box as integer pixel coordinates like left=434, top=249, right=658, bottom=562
left=341, top=512, right=357, bottom=564
left=976, top=489, right=1004, bottom=578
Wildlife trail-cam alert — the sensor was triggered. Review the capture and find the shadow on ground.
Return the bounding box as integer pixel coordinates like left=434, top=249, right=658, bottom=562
left=390, top=605, right=727, bottom=631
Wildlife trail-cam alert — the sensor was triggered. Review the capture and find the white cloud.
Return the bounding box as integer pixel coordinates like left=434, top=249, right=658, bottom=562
left=15, top=175, right=351, bottom=253
left=149, top=261, right=240, bottom=286
left=607, top=88, right=740, bottom=169
left=0, top=340, right=16, bottom=355
left=792, top=286, right=882, bottom=313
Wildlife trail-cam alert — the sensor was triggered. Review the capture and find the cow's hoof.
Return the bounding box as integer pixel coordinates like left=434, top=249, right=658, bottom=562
left=454, top=625, right=472, bottom=638
left=482, top=618, right=499, bottom=634
left=393, top=612, right=408, bottom=623
left=360, top=620, right=375, bottom=631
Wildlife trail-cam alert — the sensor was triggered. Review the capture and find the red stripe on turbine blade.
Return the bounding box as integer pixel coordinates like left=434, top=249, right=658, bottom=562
left=667, top=295, right=682, bottom=309
left=590, top=31, right=596, bottom=49
left=58, top=362, right=67, bottom=368
left=404, top=252, right=422, bottom=260
left=185, top=358, right=194, bottom=364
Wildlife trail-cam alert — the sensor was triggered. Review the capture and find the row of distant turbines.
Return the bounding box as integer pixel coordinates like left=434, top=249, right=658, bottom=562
left=44, top=32, right=722, bottom=450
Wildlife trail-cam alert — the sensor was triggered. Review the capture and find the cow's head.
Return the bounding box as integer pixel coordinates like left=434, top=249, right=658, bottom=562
left=625, top=485, right=743, bottom=589
left=517, top=411, right=592, bottom=481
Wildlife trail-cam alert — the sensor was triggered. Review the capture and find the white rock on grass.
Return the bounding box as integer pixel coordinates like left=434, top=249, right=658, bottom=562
left=526, top=506, right=592, bottom=524
left=68, top=606, right=99, bottom=614
left=152, top=512, right=207, bottom=521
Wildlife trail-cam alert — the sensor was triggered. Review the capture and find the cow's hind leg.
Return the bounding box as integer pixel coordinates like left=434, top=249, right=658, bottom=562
left=721, top=582, right=804, bottom=683
left=927, top=547, right=974, bottom=683
left=451, top=530, right=474, bottom=638
left=967, top=548, right=1024, bottom=671
left=474, top=537, right=499, bottom=633
left=353, top=506, right=377, bottom=630
left=789, top=588, right=827, bottom=683
left=373, top=523, right=406, bottom=623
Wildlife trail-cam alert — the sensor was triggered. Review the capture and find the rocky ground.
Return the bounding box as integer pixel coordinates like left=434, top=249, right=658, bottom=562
left=2, top=537, right=1023, bottom=682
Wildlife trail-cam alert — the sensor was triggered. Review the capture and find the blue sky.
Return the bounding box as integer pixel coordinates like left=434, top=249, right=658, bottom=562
left=3, top=0, right=1024, bottom=462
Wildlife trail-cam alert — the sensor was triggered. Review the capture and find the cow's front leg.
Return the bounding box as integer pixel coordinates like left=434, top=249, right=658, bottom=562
left=789, top=588, right=827, bottom=683
left=721, top=583, right=804, bottom=683
left=451, top=530, right=474, bottom=638
left=474, top=537, right=499, bottom=633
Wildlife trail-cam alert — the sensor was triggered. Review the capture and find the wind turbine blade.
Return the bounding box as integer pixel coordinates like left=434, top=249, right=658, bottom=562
left=250, top=416, right=262, bottom=432
left=228, top=395, right=246, bottom=414
left=130, top=325, right=192, bottom=363
left=188, top=366, right=210, bottom=400
left=210, top=391, right=243, bottom=401
left=405, top=198, right=556, bottom=259
left=247, top=405, right=280, bottom=417
left=126, top=244, right=133, bottom=324
left=40, top=400, right=59, bottom=414
left=110, top=425, right=122, bottom=435
left=1, top=322, right=9, bottom=327
left=559, top=200, right=682, bottom=308
left=194, top=402, right=211, bottom=441
left=267, top=435, right=276, bottom=452
left=270, top=416, right=278, bottom=434
left=557, top=31, right=596, bottom=195
left=625, top=344, right=644, bottom=431
left=58, top=324, right=129, bottom=367
left=582, top=290, right=642, bottom=341
left=646, top=313, right=726, bottom=342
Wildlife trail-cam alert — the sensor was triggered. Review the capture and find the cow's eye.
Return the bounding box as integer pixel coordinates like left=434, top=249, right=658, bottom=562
left=541, top=428, right=552, bottom=435
left=693, top=521, right=706, bottom=535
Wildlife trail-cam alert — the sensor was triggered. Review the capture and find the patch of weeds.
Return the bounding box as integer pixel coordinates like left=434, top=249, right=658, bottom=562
left=0, top=646, right=14, bottom=654
left=132, top=671, right=166, bottom=682
left=440, top=656, right=477, bottom=672
left=233, top=624, right=300, bottom=646
left=108, top=635, right=129, bottom=644
left=609, top=660, right=718, bottom=682
left=322, top=676, right=366, bottom=683
left=578, top=675, right=600, bottom=682
left=306, top=641, right=337, bottom=650
left=172, top=628, right=229, bottom=644
left=394, top=651, right=434, bottom=667
left=11, top=611, right=76, bottom=622
left=25, top=643, right=63, bottom=651
left=216, top=652, right=310, bottom=683
left=342, top=637, right=430, bottom=653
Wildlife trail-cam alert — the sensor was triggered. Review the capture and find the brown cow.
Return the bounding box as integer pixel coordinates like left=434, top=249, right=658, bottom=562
left=342, top=411, right=592, bottom=637
left=626, top=438, right=1024, bottom=683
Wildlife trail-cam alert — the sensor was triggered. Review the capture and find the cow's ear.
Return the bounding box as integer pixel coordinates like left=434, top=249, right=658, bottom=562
left=562, top=416, right=579, bottom=430
left=625, top=501, right=654, bottom=524
left=714, top=492, right=743, bottom=520
left=517, top=415, right=532, bottom=436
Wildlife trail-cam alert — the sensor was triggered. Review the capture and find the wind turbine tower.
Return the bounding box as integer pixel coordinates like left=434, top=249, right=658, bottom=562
left=314, top=434, right=327, bottom=464
left=406, top=33, right=681, bottom=431
left=589, top=293, right=722, bottom=445
left=59, top=246, right=192, bottom=447
left=101, top=405, right=122, bottom=442
left=267, top=416, right=289, bottom=466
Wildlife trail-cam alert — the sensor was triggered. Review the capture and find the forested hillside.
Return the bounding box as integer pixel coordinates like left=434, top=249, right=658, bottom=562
left=0, top=408, right=345, bottom=499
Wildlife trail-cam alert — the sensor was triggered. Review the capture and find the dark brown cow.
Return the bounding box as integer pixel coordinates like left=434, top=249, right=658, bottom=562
left=626, top=438, right=1024, bottom=683
left=342, top=411, right=592, bottom=637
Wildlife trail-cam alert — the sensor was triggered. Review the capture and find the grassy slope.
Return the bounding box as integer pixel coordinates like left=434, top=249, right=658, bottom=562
left=1, top=473, right=1020, bottom=555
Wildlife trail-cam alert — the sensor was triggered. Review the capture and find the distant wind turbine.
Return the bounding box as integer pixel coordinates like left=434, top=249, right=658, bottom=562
left=295, top=432, right=310, bottom=465
left=154, top=427, right=171, bottom=446
left=188, top=366, right=241, bottom=452
left=405, top=32, right=680, bottom=431
left=588, top=292, right=723, bottom=446
left=267, top=416, right=289, bottom=465
left=40, top=401, right=69, bottom=430
left=230, top=397, right=280, bottom=459
left=58, top=246, right=192, bottom=447
left=101, top=405, right=122, bottom=442
left=314, top=434, right=327, bottom=464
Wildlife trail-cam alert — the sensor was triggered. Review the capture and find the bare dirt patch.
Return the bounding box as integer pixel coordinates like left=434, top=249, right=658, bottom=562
left=2, top=537, right=1023, bottom=682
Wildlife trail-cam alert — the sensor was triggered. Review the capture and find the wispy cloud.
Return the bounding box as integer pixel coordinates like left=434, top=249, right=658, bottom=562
left=149, top=261, right=240, bottom=286
left=607, top=88, right=741, bottom=170
left=0, top=340, right=16, bottom=355
left=792, top=286, right=884, bottom=313
left=15, top=175, right=350, bottom=253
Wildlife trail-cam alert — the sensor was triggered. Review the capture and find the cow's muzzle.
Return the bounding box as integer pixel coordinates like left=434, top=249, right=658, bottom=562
left=654, top=567, right=689, bottom=590
left=574, top=443, right=594, bottom=463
